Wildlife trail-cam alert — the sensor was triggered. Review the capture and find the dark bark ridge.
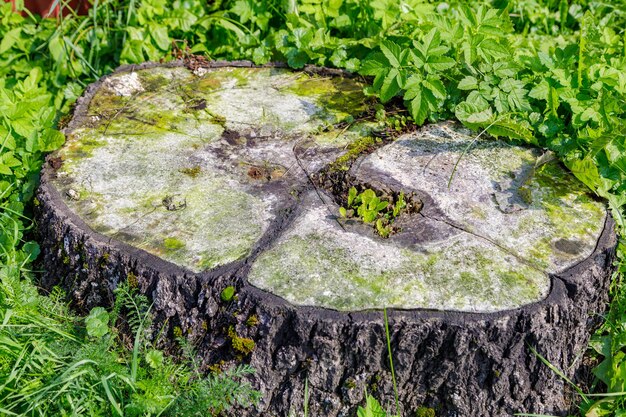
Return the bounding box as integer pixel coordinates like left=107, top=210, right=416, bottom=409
left=36, top=60, right=617, bottom=417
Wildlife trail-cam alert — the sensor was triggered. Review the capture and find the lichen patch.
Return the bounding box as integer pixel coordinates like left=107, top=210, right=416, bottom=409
left=355, top=122, right=606, bottom=273
left=53, top=66, right=373, bottom=272
left=247, top=192, right=548, bottom=312
left=103, top=72, right=144, bottom=96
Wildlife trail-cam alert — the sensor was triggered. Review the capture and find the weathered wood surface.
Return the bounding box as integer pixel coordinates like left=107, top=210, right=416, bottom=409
left=37, top=61, right=616, bottom=417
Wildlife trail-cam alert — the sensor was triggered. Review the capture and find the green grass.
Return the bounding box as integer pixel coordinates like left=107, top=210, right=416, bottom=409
left=1, top=0, right=626, bottom=416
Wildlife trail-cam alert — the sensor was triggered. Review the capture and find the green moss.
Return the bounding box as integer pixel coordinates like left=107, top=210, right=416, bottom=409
left=470, top=205, right=487, bottom=220
left=245, top=315, right=259, bottom=327
left=179, top=165, right=202, bottom=178
left=287, top=74, right=368, bottom=118
left=163, top=237, right=185, bottom=251
left=416, top=406, right=436, bottom=417
left=64, top=135, right=106, bottom=159
left=127, top=272, right=138, bottom=288
left=329, top=135, right=380, bottom=172
left=228, top=326, right=255, bottom=355
left=173, top=326, right=183, bottom=338
left=137, top=71, right=169, bottom=92
left=530, top=161, right=604, bottom=242
left=344, top=378, right=357, bottom=389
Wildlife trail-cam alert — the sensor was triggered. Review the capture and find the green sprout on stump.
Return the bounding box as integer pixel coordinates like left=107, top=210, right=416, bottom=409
left=339, top=187, right=407, bottom=238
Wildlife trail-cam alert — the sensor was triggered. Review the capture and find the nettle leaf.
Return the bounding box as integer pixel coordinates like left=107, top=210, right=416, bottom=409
left=458, top=4, right=478, bottom=28
left=492, top=61, right=518, bottom=78
left=494, top=89, right=509, bottom=113
left=475, top=7, right=511, bottom=36
left=404, top=74, right=431, bottom=125
left=412, top=28, right=455, bottom=73
left=405, top=91, right=430, bottom=126
left=529, top=79, right=550, bottom=101
left=414, top=28, right=448, bottom=58
left=461, top=36, right=480, bottom=67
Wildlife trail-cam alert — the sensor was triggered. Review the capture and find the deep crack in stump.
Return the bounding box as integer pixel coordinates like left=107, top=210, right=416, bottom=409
left=36, top=61, right=617, bottom=417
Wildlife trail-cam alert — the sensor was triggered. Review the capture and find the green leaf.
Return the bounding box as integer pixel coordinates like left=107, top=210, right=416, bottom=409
left=414, top=28, right=447, bottom=58
left=424, top=56, right=455, bottom=73
left=39, top=128, right=65, bottom=152
left=379, top=40, right=403, bottom=68
left=286, top=49, right=309, bottom=69
left=149, top=24, right=170, bottom=51
left=357, top=395, right=387, bottom=417
left=422, top=77, right=446, bottom=100
left=529, top=79, right=549, bottom=101
left=477, top=38, right=509, bottom=61
left=145, top=350, right=164, bottom=369
left=456, top=104, right=493, bottom=126
left=120, top=40, right=145, bottom=64
left=567, top=157, right=602, bottom=190
left=406, top=88, right=429, bottom=126
left=379, top=68, right=401, bottom=103
left=348, top=187, right=357, bottom=206
left=0, top=165, right=12, bottom=176
left=339, top=207, right=347, bottom=218
left=85, top=307, right=110, bottom=338
left=499, top=78, right=531, bottom=112
left=23, top=242, right=40, bottom=262
left=221, top=286, right=236, bottom=302
left=0, top=28, right=21, bottom=54
left=458, top=76, right=478, bottom=90
left=488, top=118, right=536, bottom=144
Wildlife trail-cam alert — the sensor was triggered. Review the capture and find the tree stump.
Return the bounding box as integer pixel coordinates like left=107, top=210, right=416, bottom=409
left=37, top=61, right=617, bottom=417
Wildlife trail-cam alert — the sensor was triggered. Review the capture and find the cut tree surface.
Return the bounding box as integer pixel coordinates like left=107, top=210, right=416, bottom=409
left=37, top=61, right=616, bottom=417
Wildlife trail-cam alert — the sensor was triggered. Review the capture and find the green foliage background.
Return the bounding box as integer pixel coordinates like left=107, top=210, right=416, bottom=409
left=1, top=0, right=626, bottom=415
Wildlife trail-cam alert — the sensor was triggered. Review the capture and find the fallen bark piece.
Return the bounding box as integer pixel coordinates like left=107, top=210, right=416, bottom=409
left=37, top=61, right=616, bottom=417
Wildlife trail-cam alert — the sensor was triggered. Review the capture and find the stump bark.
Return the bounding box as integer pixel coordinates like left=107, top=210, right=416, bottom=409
left=36, top=61, right=617, bottom=417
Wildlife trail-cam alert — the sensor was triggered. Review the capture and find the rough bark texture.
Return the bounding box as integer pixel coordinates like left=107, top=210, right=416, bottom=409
left=36, top=61, right=617, bottom=417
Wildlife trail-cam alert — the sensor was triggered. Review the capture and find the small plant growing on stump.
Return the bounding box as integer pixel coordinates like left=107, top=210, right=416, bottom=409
left=339, top=187, right=410, bottom=238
